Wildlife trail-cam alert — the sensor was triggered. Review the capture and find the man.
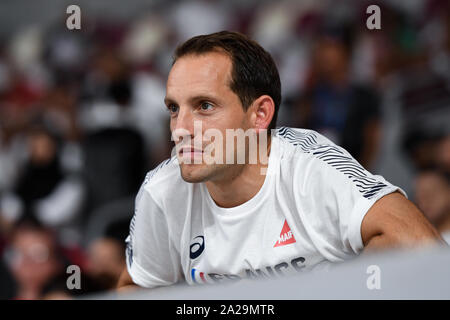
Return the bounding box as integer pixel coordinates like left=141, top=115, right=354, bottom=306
left=117, top=31, right=444, bottom=290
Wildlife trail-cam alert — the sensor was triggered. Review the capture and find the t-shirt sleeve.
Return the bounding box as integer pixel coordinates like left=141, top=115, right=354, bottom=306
left=295, top=141, right=407, bottom=259
left=125, top=182, right=181, bottom=288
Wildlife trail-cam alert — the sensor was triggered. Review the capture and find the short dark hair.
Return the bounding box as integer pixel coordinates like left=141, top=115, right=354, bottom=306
left=173, top=31, right=281, bottom=131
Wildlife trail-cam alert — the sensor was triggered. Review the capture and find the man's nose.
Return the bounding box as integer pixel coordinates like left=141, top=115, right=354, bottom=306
left=172, top=107, right=195, bottom=142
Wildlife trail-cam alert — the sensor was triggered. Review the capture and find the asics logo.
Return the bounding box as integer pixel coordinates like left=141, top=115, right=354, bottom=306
left=190, top=236, right=205, bottom=259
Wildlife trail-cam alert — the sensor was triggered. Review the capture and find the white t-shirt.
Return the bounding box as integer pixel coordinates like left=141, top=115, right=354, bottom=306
left=125, top=127, right=405, bottom=288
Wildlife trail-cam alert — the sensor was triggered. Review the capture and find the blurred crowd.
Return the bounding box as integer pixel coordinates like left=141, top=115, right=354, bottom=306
left=0, top=0, right=449, bottom=299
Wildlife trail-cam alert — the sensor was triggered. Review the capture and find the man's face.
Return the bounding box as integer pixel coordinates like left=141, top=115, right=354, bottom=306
left=165, top=52, right=250, bottom=183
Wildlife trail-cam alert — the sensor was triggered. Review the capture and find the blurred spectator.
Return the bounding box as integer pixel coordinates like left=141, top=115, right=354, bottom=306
left=0, top=120, right=85, bottom=245
left=79, top=57, right=147, bottom=216
left=3, top=219, right=66, bottom=300
left=248, top=0, right=320, bottom=99
left=84, top=208, right=129, bottom=289
left=415, top=170, right=450, bottom=244
left=170, top=0, right=233, bottom=42
left=398, top=65, right=450, bottom=166
left=374, top=0, right=450, bottom=192
left=402, top=129, right=445, bottom=171
left=86, top=236, right=126, bottom=290
left=119, top=12, right=173, bottom=160
left=290, top=35, right=381, bottom=169
left=83, top=195, right=135, bottom=247
left=2, top=218, right=110, bottom=299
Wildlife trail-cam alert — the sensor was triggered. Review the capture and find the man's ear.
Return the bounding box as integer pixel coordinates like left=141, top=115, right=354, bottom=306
left=248, top=95, right=275, bottom=134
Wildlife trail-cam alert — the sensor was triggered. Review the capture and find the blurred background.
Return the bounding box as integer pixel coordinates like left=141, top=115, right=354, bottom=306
left=0, top=0, right=449, bottom=299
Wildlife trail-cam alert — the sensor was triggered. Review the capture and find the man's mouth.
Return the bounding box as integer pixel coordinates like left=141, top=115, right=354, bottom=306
left=178, top=147, right=204, bottom=160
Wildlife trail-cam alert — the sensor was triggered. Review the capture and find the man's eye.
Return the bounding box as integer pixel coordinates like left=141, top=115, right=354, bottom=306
left=168, top=104, right=179, bottom=114
left=200, top=102, right=214, bottom=111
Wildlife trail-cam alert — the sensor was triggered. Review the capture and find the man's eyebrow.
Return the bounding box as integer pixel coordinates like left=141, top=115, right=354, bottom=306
left=164, top=95, right=219, bottom=106
left=188, top=95, right=219, bottom=104
left=164, top=97, right=176, bottom=106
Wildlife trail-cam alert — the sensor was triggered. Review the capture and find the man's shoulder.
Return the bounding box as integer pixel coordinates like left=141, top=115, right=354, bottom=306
left=275, top=127, right=332, bottom=152
left=275, top=126, right=393, bottom=200
left=139, top=157, right=187, bottom=202
left=143, top=156, right=179, bottom=182
left=275, top=126, right=357, bottom=185
left=275, top=127, right=333, bottom=182
left=275, top=126, right=338, bottom=165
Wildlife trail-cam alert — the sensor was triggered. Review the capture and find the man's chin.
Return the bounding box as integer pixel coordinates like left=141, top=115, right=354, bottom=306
left=179, top=164, right=210, bottom=183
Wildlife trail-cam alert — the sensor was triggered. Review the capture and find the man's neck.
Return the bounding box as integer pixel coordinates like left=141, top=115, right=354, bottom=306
left=205, top=135, right=272, bottom=209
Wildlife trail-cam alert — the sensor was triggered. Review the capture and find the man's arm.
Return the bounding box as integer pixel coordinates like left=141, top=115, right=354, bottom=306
left=117, top=267, right=140, bottom=292
left=361, top=191, right=446, bottom=251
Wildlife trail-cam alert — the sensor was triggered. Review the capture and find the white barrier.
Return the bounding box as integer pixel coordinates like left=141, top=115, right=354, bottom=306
left=87, top=245, right=450, bottom=300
